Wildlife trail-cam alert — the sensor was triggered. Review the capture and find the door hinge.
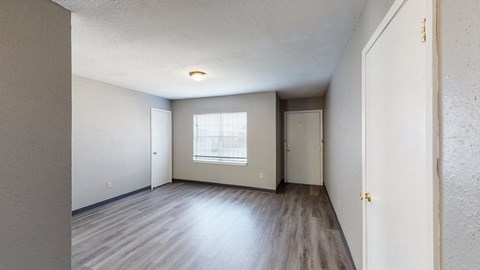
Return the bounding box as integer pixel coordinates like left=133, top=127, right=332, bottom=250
left=421, top=18, right=427, bottom=43
left=360, top=193, right=372, bottom=202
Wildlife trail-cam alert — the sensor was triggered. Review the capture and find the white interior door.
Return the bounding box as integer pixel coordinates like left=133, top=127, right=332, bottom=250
left=151, top=108, right=172, bottom=189
left=362, top=0, right=438, bottom=269
left=285, top=111, right=323, bottom=185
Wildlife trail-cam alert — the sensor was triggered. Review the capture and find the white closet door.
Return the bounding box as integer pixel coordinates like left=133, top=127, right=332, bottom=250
left=151, top=108, right=172, bottom=188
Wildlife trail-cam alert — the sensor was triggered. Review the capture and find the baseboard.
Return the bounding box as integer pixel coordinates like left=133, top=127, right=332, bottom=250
left=72, top=186, right=151, bottom=216
left=323, top=184, right=357, bottom=270
left=173, top=179, right=276, bottom=193
left=276, top=179, right=285, bottom=194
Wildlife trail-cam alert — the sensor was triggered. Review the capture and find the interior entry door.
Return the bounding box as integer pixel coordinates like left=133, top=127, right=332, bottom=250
left=151, top=108, right=172, bottom=189
left=363, top=0, right=437, bottom=269
left=285, top=111, right=323, bottom=185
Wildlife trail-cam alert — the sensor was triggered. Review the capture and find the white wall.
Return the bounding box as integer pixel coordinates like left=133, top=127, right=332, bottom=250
left=172, top=92, right=279, bottom=191
left=438, top=0, right=480, bottom=268
left=0, top=0, right=71, bottom=269
left=72, top=75, right=171, bottom=210
left=323, top=0, right=394, bottom=267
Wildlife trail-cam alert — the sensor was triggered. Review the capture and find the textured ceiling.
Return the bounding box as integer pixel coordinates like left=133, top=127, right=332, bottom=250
left=53, top=0, right=367, bottom=100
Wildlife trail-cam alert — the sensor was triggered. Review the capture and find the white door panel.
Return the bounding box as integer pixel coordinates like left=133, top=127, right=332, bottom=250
left=362, top=0, right=437, bottom=269
left=285, top=111, right=323, bottom=186
left=151, top=109, right=172, bottom=188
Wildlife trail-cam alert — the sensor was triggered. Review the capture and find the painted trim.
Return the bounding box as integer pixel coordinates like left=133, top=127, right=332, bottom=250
left=172, top=179, right=277, bottom=194
left=283, top=109, right=323, bottom=114
left=151, top=108, right=171, bottom=113
left=429, top=0, right=441, bottom=268
left=72, top=186, right=151, bottom=216
left=361, top=0, right=439, bottom=269
left=284, top=110, right=323, bottom=185
left=150, top=108, right=173, bottom=189
left=193, top=160, right=248, bottom=166
left=323, top=184, right=357, bottom=270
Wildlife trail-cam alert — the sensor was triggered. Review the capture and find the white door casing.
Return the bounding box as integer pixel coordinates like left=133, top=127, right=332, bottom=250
left=362, top=0, right=439, bottom=269
left=151, top=108, right=172, bottom=188
left=284, top=110, right=323, bottom=186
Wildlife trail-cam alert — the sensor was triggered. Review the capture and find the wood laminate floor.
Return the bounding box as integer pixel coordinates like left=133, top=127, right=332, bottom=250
left=72, top=182, right=354, bottom=270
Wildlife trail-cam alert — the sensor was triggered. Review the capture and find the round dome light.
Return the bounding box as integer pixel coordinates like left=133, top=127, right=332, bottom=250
left=189, top=71, right=207, bottom=81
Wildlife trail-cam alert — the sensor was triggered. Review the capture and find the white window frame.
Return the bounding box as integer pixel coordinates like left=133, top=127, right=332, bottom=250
left=193, top=112, right=248, bottom=166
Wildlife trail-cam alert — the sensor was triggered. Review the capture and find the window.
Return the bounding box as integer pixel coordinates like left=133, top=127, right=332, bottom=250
left=193, top=112, right=247, bottom=165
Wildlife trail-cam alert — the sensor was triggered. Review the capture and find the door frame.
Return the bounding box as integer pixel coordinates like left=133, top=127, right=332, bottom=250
left=361, top=0, right=439, bottom=268
left=284, top=110, right=323, bottom=185
left=150, top=108, right=172, bottom=189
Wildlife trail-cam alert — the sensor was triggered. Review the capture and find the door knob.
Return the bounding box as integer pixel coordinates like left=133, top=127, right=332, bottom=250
left=153, top=152, right=157, bottom=155
left=360, top=193, right=372, bottom=202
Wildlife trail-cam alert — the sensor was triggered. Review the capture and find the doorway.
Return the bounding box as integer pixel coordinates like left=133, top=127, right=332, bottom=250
left=362, top=0, right=439, bottom=268
left=284, top=110, right=323, bottom=185
left=151, top=108, right=172, bottom=189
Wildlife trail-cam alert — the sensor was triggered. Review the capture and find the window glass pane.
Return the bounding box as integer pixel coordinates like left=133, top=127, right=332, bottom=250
left=194, top=112, right=247, bottom=163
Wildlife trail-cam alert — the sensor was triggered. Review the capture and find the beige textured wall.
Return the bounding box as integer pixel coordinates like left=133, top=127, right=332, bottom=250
left=172, top=92, right=278, bottom=190
left=438, top=0, right=480, bottom=268
left=72, top=75, right=171, bottom=210
left=323, top=0, right=395, bottom=267
left=0, top=0, right=71, bottom=269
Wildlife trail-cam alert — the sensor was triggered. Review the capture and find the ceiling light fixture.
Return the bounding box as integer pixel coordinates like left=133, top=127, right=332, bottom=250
left=189, top=71, right=207, bottom=81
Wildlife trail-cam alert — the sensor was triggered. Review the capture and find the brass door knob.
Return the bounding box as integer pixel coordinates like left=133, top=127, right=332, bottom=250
left=360, top=193, right=372, bottom=202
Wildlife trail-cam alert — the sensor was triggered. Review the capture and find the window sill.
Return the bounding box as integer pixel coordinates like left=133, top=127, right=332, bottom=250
left=193, top=160, right=248, bottom=167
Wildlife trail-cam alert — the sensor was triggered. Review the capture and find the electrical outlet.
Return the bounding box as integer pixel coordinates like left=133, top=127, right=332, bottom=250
left=259, top=173, right=264, bottom=180
left=107, top=181, right=112, bottom=189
